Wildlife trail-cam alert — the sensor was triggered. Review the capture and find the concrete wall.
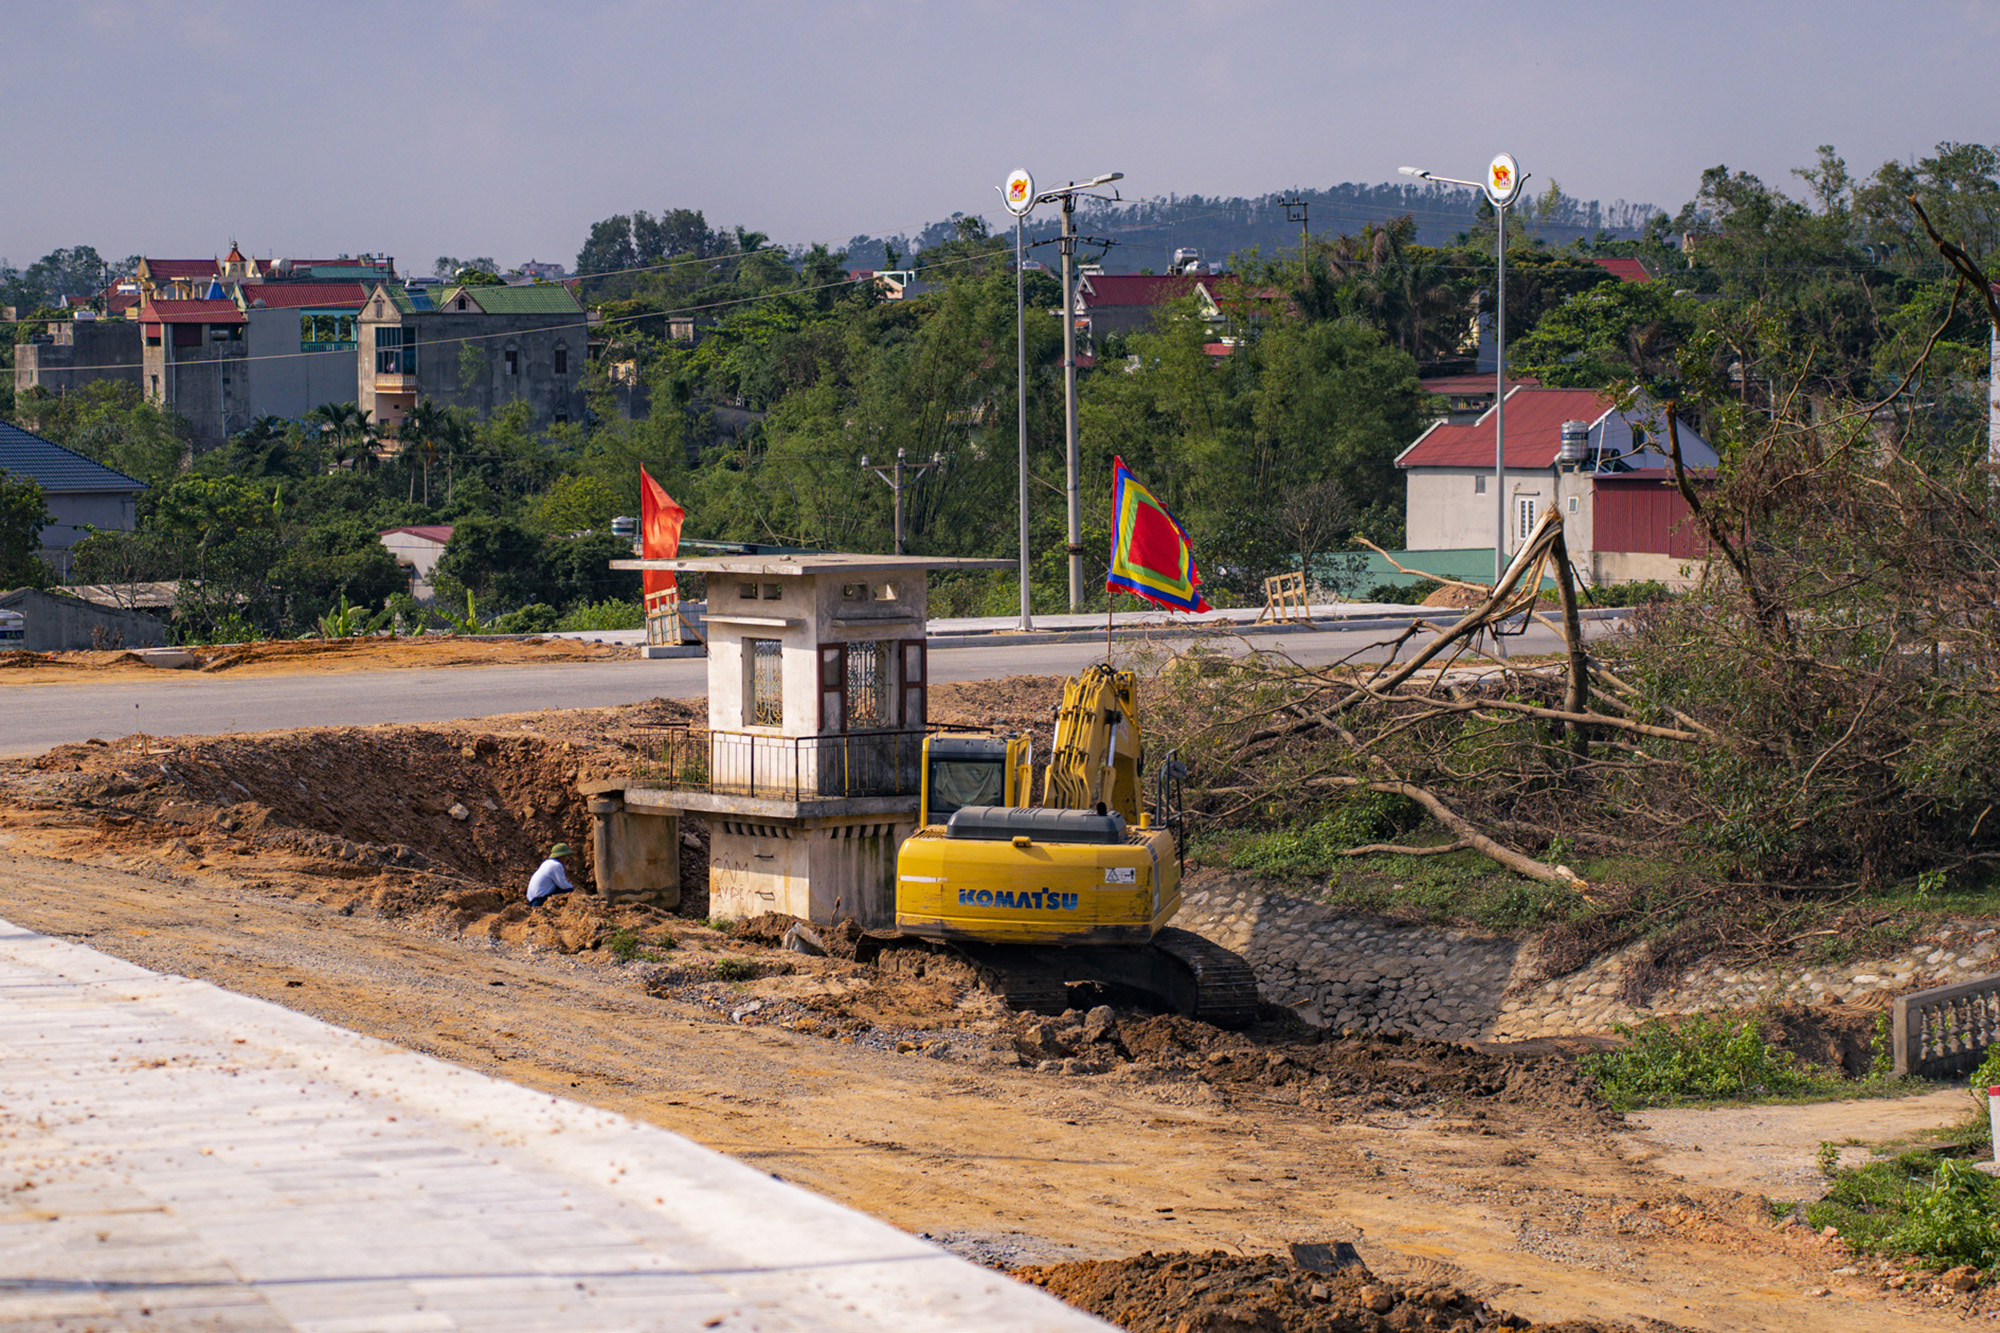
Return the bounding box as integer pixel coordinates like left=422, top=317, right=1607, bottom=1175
left=245, top=308, right=360, bottom=422
left=145, top=329, right=250, bottom=451
left=1404, top=467, right=1555, bottom=552
left=14, top=320, right=143, bottom=397
left=358, top=305, right=587, bottom=435
left=709, top=815, right=915, bottom=926
left=0, top=588, right=164, bottom=651
left=377, top=533, right=448, bottom=601
left=704, top=571, right=925, bottom=738
left=39, top=491, right=141, bottom=572
left=1588, top=550, right=1703, bottom=588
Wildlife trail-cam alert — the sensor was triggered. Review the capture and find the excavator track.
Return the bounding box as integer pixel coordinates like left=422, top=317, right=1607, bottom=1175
left=1149, top=927, right=1261, bottom=1029
left=864, top=930, right=1261, bottom=1029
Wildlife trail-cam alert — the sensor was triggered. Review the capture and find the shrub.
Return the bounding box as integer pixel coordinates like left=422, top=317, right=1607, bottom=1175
left=1580, top=579, right=1672, bottom=608
left=1890, top=1159, right=2000, bottom=1269
left=558, top=598, right=644, bottom=631
left=713, top=958, right=755, bottom=981
left=1579, top=1013, right=1819, bottom=1110
left=1229, top=792, right=1425, bottom=876
left=490, top=603, right=560, bottom=635
left=1365, top=579, right=1439, bottom=605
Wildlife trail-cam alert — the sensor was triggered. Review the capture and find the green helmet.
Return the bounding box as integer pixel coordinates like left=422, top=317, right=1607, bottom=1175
left=549, top=843, right=574, bottom=858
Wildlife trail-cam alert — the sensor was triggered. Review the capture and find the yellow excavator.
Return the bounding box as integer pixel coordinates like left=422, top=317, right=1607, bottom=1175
left=868, top=663, right=1258, bottom=1027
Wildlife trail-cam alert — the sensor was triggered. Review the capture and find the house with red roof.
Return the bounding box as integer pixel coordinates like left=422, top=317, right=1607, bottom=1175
left=1073, top=273, right=1285, bottom=355
left=235, top=281, right=370, bottom=423
left=378, top=525, right=454, bottom=601
left=139, top=298, right=249, bottom=449
left=1395, top=385, right=1719, bottom=586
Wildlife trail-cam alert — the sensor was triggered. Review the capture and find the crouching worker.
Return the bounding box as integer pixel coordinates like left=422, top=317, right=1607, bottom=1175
left=528, top=842, right=577, bottom=907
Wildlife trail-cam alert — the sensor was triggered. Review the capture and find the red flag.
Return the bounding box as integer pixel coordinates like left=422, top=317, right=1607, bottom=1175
left=640, top=467, right=684, bottom=601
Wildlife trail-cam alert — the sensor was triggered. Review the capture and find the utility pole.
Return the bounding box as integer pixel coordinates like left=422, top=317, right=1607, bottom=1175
left=1059, top=193, right=1082, bottom=611
left=1282, top=195, right=1310, bottom=267
left=860, top=447, right=943, bottom=555
left=1037, top=170, right=1122, bottom=612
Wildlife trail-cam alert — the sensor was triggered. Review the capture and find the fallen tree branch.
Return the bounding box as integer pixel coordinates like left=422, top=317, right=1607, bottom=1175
left=1340, top=839, right=1473, bottom=857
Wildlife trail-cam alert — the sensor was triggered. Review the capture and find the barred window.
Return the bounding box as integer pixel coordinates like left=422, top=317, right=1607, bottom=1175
left=845, top=640, right=887, bottom=728
left=749, top=638, right=783, bottom=726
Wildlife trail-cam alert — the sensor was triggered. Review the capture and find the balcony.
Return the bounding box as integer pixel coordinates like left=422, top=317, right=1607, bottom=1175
left=373, top=372, right=419, bottom=393
left=637, top=725, right=923, bottom=803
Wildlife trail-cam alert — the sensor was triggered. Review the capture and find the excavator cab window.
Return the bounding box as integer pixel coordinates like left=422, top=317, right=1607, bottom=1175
left=922, top=735, right=1011, bottom=826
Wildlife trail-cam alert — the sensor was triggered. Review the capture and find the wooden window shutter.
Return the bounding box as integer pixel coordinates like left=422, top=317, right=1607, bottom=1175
left=899, top=638, right=927, bottom=729
left=818, top=643, right=847, bottom=733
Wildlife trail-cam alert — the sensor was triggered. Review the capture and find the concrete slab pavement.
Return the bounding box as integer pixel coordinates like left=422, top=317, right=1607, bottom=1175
left=0, top=916, right=1107, bottom=1331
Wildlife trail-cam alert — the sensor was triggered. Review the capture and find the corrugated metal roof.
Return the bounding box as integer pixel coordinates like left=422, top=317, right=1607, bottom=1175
left=0, top=419, right=148, bottom=495
left=137, top=299, right=245, bottom=326
left=142, top=259, right=220, bottom=279
left=1396, top=387, right=1614, bottom=469
left=238, top=283, right=368, bottom=310
left=380, top=525, right=454, bottom=544
left=1077, top=274, right=1203, bottom=307
left=455, top=285, right=585, bottom=316
left=1590, top=257, right=1652, bottom=283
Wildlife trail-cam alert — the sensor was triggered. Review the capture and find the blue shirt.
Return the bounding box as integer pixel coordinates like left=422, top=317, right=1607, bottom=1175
left=527, top=857, right=574, bottom=904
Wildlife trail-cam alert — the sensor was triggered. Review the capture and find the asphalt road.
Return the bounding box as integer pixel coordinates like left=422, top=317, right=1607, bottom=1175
left=0, top=621, right=1608, bottom=757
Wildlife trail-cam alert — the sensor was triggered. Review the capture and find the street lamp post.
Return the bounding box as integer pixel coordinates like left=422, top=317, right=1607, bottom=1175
left=1400, top=156, right=1525, bottom=585
left=1001, top=169, right=1038, bottom=630
left=861, top=447, right=944, bottom=555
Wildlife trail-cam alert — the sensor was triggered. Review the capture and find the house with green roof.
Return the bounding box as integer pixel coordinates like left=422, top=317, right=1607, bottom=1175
left=356, top=281, right=587, bottom=435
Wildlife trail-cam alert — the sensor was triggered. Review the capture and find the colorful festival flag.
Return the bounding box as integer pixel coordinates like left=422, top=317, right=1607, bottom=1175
left=640, top=466, right=684, bottom=601
left=1106, top=456, right=1211, bottom=613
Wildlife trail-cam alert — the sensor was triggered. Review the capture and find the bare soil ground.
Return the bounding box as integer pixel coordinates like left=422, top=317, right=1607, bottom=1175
left=0, top=684, right=1982, bottom=1331
left=0, top=634, right=630, bottom=685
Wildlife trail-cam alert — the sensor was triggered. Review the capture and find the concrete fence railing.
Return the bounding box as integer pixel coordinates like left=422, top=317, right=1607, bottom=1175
left=1894, top=974, right=2000, bottom=1078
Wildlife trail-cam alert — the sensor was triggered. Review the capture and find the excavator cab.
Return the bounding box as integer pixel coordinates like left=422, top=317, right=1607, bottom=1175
left=918, top=733, right=1033, bottom=829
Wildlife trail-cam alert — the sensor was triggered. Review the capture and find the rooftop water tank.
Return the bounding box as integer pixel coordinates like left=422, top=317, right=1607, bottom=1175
left=1558, top=420, right=1592, bottom=467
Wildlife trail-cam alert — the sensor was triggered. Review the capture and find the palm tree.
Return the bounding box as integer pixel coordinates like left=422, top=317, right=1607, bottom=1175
left=307, top=402, right=380, bottom=474
left=401, top=399, right=448, bottom=507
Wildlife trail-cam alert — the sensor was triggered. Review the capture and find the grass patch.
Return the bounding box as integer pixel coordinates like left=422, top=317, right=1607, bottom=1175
left=712, top=957, right=755, bottom=982
left=1807, top=1148, right=2000, bottom=1270
left=605, top=926, right=675, bottom=964
left=1577, top=1011, right=1933, bottom=1111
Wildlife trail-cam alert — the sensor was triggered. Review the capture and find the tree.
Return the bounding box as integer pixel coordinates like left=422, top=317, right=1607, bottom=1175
left=527, top=473, right=621, bottom=534
left=307, top=402, right=380, bottom=474
left=0, top=470, right=52, bottom=589
left=13, top=381, right=189, bottom=485
left=432, top=515, right=548, bottom=609
left=575, top=215, right=637, bottom=276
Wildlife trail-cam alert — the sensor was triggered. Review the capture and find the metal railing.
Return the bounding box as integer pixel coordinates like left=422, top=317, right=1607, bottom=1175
left=637, top=725, right=924, bottom=801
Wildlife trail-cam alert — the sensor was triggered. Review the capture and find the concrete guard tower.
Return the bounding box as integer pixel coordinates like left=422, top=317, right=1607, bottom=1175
left=603, top=552, right=1010, bottom=927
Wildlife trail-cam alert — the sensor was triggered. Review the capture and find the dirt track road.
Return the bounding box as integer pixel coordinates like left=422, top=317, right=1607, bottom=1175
left=0, top=819, right=1963, bottom=1333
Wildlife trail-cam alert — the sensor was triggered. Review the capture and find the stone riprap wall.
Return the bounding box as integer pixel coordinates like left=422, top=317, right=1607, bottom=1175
left=1178, top=876, right=1518, bottom=1042
left=1176, top=871, right=2000, bottom=1041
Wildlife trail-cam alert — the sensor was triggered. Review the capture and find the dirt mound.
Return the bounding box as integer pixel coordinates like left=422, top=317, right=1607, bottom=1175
left=930, top=675, right=1067, bottom=735
left=728, top=912, right=862, bottom=959
left=1757, top=1000, right=1891, bottom=1076
left=1017, top=1249, right=1640, bottom=1332
left=1062, top=1012, right=1607, bottom=1119
left=1421, top=583, right=1490, bottom=609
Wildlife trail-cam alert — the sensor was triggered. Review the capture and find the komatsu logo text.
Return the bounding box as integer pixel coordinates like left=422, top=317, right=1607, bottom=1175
left=959, top=888, right=1079, bottom=911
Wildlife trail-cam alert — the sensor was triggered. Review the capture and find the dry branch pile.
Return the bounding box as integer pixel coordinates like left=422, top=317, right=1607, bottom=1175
left=1148, top=311, right=2000, bottom=899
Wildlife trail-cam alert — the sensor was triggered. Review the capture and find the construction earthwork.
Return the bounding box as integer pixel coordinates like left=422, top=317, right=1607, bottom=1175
left=0, top=657, right=1989, bottom=1332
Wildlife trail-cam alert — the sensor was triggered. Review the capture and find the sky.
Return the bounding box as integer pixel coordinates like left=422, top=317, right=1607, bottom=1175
left=6, top=0, right=2000, bottom=273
